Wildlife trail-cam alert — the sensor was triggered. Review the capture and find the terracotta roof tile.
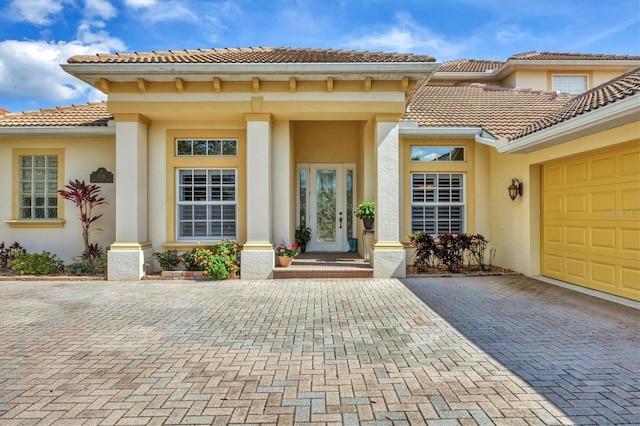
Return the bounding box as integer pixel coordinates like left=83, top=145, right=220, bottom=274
left=0, top=101, right=111, bottom=127
left=0, top=107, right=10, bottom=115
left=68, top=47, right=435, bottom=64
left=508, top=51, right=640, bottom=61
left=438, top=59, right=505, bottom=73
left=512, top=67, right=640, bottom=140
left=402, top=84, right=572, bottom=140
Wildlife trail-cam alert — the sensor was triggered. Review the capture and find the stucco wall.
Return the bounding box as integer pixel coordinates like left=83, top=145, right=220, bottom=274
left=294, top=121, right=360, bottom=163
left=0, top=136, right=116, bottom=262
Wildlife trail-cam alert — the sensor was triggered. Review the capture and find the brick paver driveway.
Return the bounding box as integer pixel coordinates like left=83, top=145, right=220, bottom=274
left=0, top=277, right=638, bottom=425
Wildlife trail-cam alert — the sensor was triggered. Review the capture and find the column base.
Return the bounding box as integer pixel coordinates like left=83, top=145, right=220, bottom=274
left=241, top=247, right=274, bottom=279
left=373, top=243, right=406, bottom=278
left=107, top=242, right=153, bottom=281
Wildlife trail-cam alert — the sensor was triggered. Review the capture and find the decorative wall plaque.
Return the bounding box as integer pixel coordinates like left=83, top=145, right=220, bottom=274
left=90, top=167, right=114, bottom=183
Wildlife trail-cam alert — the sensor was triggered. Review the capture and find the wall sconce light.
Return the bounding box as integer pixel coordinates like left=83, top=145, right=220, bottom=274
left=508, top=178, right=523, bottom=201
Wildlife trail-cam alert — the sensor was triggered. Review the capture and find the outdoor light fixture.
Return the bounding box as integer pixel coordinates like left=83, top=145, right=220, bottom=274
left=508, top=178, right=523, bottom=201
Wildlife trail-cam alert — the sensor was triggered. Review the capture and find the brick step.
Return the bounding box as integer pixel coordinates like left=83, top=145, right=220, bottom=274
left=273, top=268, right=373, bottom=279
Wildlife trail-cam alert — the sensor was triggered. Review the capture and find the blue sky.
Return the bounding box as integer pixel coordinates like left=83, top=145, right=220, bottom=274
left=1, top=0, right=639, bottom=113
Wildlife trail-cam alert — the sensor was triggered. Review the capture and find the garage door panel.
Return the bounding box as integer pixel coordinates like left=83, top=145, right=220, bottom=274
left=591, top=155, right=616, bottom=179
left=566, top=161, right=588, bottom=182
left=544, top=253, right=564, bottom=274
left=542, top=141, right=640, bottom=301
left=591, top=191, right=616, bottom=213
left=566, top=257, right=588, bottom=281
left=565, top=226, right=587, bottom=247
left=591, top=262, right=616, bottom=287
left=566, top=193, right=587, bottom=213
left=621, top=186, right=640, bottom=210
left=590, top=227, right=616, bottom=249
left=621, top=228, right=640, bottom=252
left=621, top=150, right=640, bottom=175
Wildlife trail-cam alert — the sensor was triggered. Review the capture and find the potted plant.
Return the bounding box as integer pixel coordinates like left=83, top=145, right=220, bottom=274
left=355, top=201, right=375, bottom=230
left=295, top=225, right=312, bottom=253
left=275, top=241, right=298, bottom=267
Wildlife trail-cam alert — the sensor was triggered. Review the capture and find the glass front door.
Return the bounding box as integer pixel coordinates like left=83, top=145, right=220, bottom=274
left=301, top=164, right=355, bottom=252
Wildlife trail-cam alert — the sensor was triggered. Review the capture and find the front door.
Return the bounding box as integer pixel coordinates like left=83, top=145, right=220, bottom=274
left=301, top=164, right=355, bottom=252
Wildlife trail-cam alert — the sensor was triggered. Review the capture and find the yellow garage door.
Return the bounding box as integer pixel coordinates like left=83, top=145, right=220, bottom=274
left=542, top=141, right=640, bottom=301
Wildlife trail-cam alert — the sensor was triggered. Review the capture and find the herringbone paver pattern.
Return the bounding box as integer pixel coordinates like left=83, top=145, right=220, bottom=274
left=0, top=277, right=637, bottom=425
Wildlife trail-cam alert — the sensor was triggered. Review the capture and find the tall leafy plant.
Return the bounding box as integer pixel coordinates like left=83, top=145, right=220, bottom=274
left=58, top=179, right=108, bottom=267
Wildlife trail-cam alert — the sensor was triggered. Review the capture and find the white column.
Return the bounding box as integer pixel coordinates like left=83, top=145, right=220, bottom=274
left=241, top=113, right=274, bottom=279
left=272, top=120, right=293, bottom=243
left=108, top=114, right=153, bottom=281
left=373, top=116, right=406, bottom=278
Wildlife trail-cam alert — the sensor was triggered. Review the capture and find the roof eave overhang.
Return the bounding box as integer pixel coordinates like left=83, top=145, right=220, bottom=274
left=0, top=125, right=115, bottom=138
left=494, top=60, right=640, bottom=79
left=399, top=123, right=484, bottom=139
left=62, top=62, right=440, bottom=82
left=496, top=94, right=640, bottom=154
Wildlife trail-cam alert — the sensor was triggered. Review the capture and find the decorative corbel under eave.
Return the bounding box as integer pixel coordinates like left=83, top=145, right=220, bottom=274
left=175, top=77, right=185, bottom=93
left=364, top=76, right=372, bottom=92
left=252, top=77, right=260, bottom=92
left=96, top=78, right=111, bottom=94
left=326, top=77, right=334, bottom=92
left=289, top=77, right=297, bottom=92
left=137, top=78, right=147, bottom=93
left=212, top=77, right=222, bottom=93
left=400, top=76, right=409, bottom=92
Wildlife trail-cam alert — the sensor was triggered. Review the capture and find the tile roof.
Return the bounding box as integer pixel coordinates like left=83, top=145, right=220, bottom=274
left=508, top=51, right=640, bottom=61
left=0, top=107, right=10, bottom=115
left=402, top=84, right=573, bottom=140
left=67, top=47, right=436, bottom=64
left=512, top=67, right=640, bottom=140
left=0, top=102, right=111, bottom=127
left=437, top=59, right=505, bottom=73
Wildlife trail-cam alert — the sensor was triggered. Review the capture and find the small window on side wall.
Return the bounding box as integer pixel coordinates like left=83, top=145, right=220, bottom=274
left=411, top=146, right=465, bottom=162
left=552, top=74, right=588, bottom=94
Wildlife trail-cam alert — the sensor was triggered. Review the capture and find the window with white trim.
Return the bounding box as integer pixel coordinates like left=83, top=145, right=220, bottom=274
left=411, top=173, right=465, bottom=235
left=19, top=155, right=59, bottom=219
left=177, top=169, right=237, bottom=240
left=176, top=139, right=237, bottom=156
left=551, top=74, right=588, bottom=94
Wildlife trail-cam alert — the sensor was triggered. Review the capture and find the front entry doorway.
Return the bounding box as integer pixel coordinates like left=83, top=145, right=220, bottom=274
left=298, top=164, right=355, bottom=252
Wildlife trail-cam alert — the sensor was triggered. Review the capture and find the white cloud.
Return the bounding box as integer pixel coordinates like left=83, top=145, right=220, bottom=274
left=343, top=11, right=467, bottom=60
left=84, top=0, right=117, bottom=20
left=496, top=25, right=528, bottom=44
left=7, top=0, right=71, bottom=25
left=0, top=22, right=124, bottom=109
left=0, top=40, right=104, bottom=104
left=134, top=0, right=197, bottom=23
left=123, top=0, right=157, bottom=9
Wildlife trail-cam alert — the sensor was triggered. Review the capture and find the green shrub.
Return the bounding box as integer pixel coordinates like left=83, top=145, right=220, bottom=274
left=67, top=254, right=107, bottom=274
left=0, top=242, right=26, bottom=269
left=153, top=250, right=182, bottom=271
left=181, top=240, right=239, bottom=280
left=9, top=251, right=64, bottom=275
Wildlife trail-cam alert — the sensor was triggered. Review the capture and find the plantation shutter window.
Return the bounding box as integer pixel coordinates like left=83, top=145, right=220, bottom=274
left=411, top=173, right=465, bottom=235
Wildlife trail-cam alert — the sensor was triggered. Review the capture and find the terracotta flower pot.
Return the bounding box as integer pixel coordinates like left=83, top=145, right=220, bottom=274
left=277, top=255, right=293, bottom=267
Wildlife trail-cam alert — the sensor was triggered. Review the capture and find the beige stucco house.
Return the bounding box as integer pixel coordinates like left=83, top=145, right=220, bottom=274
left=1, top=48, right=638, bottom=301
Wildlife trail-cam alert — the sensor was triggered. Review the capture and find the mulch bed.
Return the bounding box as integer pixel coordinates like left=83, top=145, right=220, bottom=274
left=406, top=264, right=518, bottom=277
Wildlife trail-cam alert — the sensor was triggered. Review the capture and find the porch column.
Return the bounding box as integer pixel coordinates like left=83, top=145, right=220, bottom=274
left=373, top=116, right=406, bottom=278
left=272, top=120, right=293, bottom=243
left=108, top=114, right=153, bottom=280
left=241, top=113, right=274, bottom=279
